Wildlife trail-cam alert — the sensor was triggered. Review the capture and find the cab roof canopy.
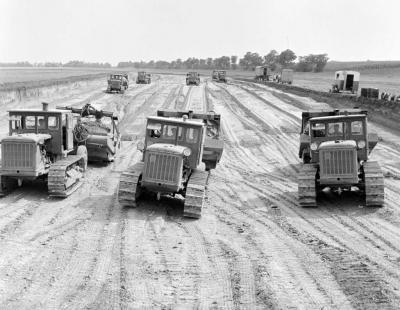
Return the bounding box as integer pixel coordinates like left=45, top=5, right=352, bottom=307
left=310, top=114, right=367, bottom=122
left=8, top=109, right=70, bottom=114
left=147, top=116, right=203, bottom=127
left=302, top=109, right=367, bottom=120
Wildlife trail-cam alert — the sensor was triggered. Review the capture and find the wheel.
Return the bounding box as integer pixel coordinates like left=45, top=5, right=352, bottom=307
left=76, top=145, right=88, bottom=171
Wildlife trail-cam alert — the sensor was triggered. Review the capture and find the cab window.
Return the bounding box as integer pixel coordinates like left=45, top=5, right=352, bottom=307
left=162, top=125, right=178, bottom=140
left=351, top=121, right=363, bottom=135
left=147, top=122, right=162, bottom=138
left=25, top=116, right=36, bottom=129
left=10, top=115, right=21, bottom=130
left=311, top=123, right=325, bottom=137
left=186, top=128, right=199, bottom=143
left=48, top=116, right=59, bottom=130
left=38, top=116, right=46, bottom=129
left=327, top=122, right=343, bottom=136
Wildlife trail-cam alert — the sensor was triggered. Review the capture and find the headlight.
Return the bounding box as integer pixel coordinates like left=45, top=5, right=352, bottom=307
left=183, top=148, right=192, bottom=156
left=310, top=143, right=318, bottom=151
left=357, top=140, right=366, bottom=148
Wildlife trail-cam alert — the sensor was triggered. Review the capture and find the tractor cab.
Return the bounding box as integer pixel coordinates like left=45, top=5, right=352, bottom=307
left=2, top=104, right=75, bottom=178
left=143, top=116, right=204, bottom=168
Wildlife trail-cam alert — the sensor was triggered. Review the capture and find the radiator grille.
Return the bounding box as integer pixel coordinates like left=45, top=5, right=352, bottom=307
left=144, top=152, right=180, bottom=183
left=320, top=149, right=356, bottom=176
left=2, top=142, right=35, bottom=169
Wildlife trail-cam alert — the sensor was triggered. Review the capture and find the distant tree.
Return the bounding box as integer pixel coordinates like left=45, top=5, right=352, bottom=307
left=278, top=49, right=297, bottom=67
left=230, top=55, right=238, bottom=70
left=199, top=59, right=207, bottom=69
left=295, top=53, right=329, bottom=72
left=239, top=52, right=263, bottom=70
left=214, top=56, right=230, bottom=69
left=263, top=50, right=278, bottom=71
left=206, top=58, right=214, bottom=69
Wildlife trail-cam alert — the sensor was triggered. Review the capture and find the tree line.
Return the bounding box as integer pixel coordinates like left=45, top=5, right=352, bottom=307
left=117, top=50, right=328, bottom=72
left=0, top=50, right=329, bottom=72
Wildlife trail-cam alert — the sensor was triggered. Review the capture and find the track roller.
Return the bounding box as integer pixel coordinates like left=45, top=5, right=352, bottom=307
left=118, top=162, right=144, bottom=207
left=298, top=164, right=318, bottom=207
left=363, top=161, right=384, bottom=207
left=183, top=169, right=209, bottom=218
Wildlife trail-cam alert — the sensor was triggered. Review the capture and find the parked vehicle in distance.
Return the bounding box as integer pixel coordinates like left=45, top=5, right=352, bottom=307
left=330, top=70, right=359, bottom=94
left=136, top=71, right=151, bottom=84
left=212, top=70, right=227, bottom=83
left=186, top=72, right=200, bottom=86
left=255, top=65, right=271, bottom=81
left=106, top=73, right=129, bottom=93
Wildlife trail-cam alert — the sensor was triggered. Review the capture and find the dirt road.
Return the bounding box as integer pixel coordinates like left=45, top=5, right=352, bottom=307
left=0, top=75, right=399, bottom=309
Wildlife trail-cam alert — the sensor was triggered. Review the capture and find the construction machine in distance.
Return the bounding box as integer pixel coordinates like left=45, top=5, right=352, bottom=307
left=57, top=103, right=121, bottom=162
left=118, top=109, right=224, bottom=218
left=106, top=73, right=129, bottom=93
left=298, top=108, right=384, bottom=207
left=186, top=72, right=200, bottom=86
left=136, top=71, right=152, bottom=84
left=212, top=70, right=227, bottom=83
left=0, top=102, right=87, bottom=197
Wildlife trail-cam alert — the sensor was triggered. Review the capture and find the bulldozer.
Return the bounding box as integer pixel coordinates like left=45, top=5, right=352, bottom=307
left=186, top=72, right=200, bottom=86
left=106, top=73, right=129, bottom=93
left=298, top=108, right=384, bottom=207
left=136, top=71, right=151, bottom=84
left=57, top=103, right=121, bottom=162
left=212, top=70, right=227, bottom=83
left=0, top=102, right=87, bottom=197
left=118, top=109, right=224, bottom=218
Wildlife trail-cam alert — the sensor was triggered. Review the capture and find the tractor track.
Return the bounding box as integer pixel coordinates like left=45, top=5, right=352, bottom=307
left=1, top=74, right=400, bottom=309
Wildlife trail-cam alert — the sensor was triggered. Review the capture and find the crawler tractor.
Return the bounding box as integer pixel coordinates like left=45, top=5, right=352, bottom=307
left=57, top=103, right=121, bottom=162
left=298, top=108, right=384, bottom=207
left=186, top=72, right=200, bottom=86
left=118, top=110, right=224, bottom=218
left=212, top=70, right=227, bottom=83
left=106, top=73, right=129, bottom=93
left=136, top=71, right=151, bottom=84
left=0, top=103, right=87, bottom=197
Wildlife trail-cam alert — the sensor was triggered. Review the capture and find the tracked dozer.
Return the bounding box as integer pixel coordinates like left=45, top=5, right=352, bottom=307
left=136, top=71, right=151, bottom=84
left=212, top=70, right=227, bottom=83
left=106, top=73, right=129, bottom=93
left=118, top=110, right=224, bottom=218
left=186, top=72, right=200, bottom=86
left=298, top=108, right=384, bottom=207
left=57, top=103, right=121, bottom=162
left=0, top=102, right=87, bottom=197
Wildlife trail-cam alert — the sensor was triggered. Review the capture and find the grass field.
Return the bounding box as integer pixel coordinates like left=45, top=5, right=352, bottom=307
left=1, top=65, right=399, bottom=96
left=0, top=67, right=130, bottom=84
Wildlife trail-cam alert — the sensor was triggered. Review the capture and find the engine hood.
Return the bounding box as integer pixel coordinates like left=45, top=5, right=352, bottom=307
left=319, top=140, right=356, bottom=150
left=147, top=143, right=189, bottom=156
left=2, top=133, right=52, bottom=144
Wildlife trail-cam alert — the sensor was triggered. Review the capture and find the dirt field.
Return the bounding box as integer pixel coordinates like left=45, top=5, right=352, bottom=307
left=0, top=73, right=400, bottom=309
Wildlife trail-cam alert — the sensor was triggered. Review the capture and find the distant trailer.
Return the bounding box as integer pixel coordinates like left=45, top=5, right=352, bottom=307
left=280, top=69, right=293, bottom=84
left=330, top=70, right=360, bottom=94
left=255, top=66, right=271, bottom=82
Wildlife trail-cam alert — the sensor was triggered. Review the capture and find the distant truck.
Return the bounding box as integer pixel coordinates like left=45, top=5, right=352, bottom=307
left=279, top=69, right=293, bottom=84
left=106, top=73, right=129, bottom=93
left=330, top=70, right=360, bottom=94
left=255, top=66, right=271, bottom=82
left=212, top=70, right=227, bottom=83
left=186, top=72, right=200, bottom=86
left=136, top=71, right=151, bottom=84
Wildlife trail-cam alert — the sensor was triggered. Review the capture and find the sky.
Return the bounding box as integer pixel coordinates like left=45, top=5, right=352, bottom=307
left=0, top=0, right=399, bottom=65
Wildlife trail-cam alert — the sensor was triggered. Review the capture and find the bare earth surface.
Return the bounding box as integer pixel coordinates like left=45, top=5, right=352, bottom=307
left=0, top=74, right=400, bottom=309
